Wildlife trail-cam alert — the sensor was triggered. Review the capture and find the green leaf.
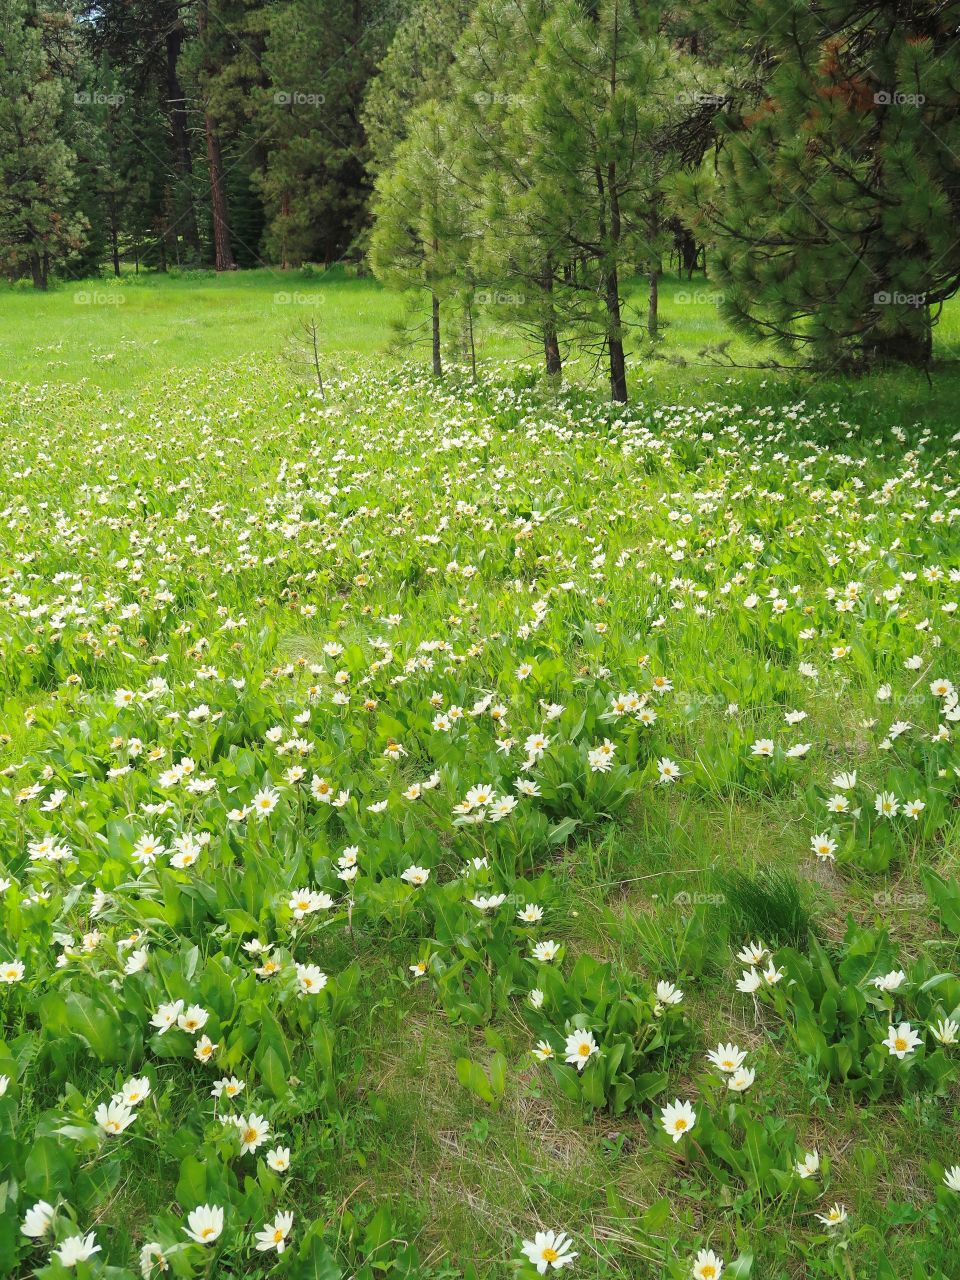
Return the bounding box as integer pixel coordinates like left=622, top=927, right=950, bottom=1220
left=175, top=1155, right=207, bottom=1208
left=547, top=817, right=579, bottom=845
left=25, top=1136, right=73, bottom=1197
left=288, top=1238, right=343, bottom=1280
left=488, top=1052, right=507, bottom=1098
left=75, top=1159, right=122, bottom=1212
left=258, top=1044, right=290, bottom=1099
left=63, top=993, right=123, bottom=1062
left=362, top=1205, right=395, bottom=1256
left=455, top=1057, right=495, bottom=1104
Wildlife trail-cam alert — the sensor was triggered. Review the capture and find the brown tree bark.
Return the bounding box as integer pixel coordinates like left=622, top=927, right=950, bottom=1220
left=197, top=2, right=237, bottom=272
left=29, top=252, right=48, bottom=290
left=601, top=165, right=628, bottom=402
left=541, top=260, right=562, bottom=376
left=165, top=14, right=202, bottom=258
left=431, top=290, right=442, bottom=377
left=647, top=268, right=658, bottom=337
left=205, top=116, right=237, bottom=271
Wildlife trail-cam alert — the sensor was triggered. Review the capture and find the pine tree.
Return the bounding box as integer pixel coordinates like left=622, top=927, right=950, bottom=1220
left=450, top=0, right=566, bottom=376
left=257, top=0, right=403, bottom=267
left=680, top=0, right=960, bottom=366
left=0, top=0, right=88, bottom=287
left=185, top=0, right=270, bottom=265
left=362, top=0, right=472, bottom=175
left=518, top=0, right=676, bottom=399
left=79, top=0, right=206, bottom=265
left=369, top=102, right=471, bottom=374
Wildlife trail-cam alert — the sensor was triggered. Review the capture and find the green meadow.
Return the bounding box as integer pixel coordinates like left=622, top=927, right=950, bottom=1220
left=0, top=271, right=958, bottom=1280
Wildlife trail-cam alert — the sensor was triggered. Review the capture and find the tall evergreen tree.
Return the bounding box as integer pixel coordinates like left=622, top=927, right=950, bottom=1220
left=362, top=0, right=473, bottom=175
left=185, top=0, right=271, bottom=265
left=519, top=0, right=678, bottom=399
left=79, top=0, right=205, bottom=264
left=369, top=102, right=471, bottom=374
left=191, top=2, right=239, bottom=271
left=450, top=0, right=565, bottom=376
left=680, top=0, right=960, bottom=366
left=0, top=0, right=88, bottom=287
left=257, top=0, right=403, bottom=266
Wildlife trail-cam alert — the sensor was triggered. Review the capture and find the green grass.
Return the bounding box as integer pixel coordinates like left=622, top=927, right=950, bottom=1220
left=0, top=267, right=404, bottom=393
left=4, top=266, right=960, bottom=430
left=0, top=274, right=958, bottom=1280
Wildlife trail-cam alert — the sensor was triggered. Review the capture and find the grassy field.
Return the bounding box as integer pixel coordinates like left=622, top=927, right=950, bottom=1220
left=0, top=274, right=958, bottom=1280
left=3, top=266, right=960, bottom=425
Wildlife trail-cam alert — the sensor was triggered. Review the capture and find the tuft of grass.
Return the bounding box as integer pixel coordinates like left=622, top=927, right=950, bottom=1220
left=712, top=866, right=819, bottom=952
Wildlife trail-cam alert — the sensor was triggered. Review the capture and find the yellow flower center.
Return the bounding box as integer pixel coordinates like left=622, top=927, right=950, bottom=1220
left=273, top=1229, right=284, bottom=1243
left=541, top=1248, right=559, bottom=1263
left=200, top=1227, right=216, bottom=1240
left=895, top=1037, right=907, bottom=1051
left=674, top=1118, right=687, bottom=1130
left=702, top=1267, right=716, bottom=1278
left=578, top=1043, right=590, bottom=1056
left=243, top=1127, right=258, bottom=1144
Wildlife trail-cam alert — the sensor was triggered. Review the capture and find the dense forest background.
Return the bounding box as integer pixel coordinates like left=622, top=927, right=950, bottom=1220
left=2, top=1, right=959, bottom=396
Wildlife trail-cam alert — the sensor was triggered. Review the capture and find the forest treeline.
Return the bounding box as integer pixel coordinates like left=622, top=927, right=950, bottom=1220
left=2, top=0, right=959, bottom=396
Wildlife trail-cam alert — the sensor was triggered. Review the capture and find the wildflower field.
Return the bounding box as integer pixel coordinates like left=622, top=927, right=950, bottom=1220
left=0, top=317, right=959, bottom=1280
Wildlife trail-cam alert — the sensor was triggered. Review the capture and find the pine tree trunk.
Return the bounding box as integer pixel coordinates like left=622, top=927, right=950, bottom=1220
left=648, top=269, right=659, bottom=336
left=205, top=116, right=237, bottom=271
left=111, top=223, right=121, bottom=278
left=431, top=291, right=442, bottom=377
left=864, top=320, right=932, bottom=366
left=541, top=260, right=562, bottom=377
left=197, top=2, right=236, bottom=272
left=543, top=326, right=562, bottom=377
left=29, top=252, right=47, bottom=291
left=467, top=302, right=477, bottom=379
left=606, top=289, right=628, bottom=402
left=281, top=191, right=290, bottom=270
left=165, top=17, right=201, bottom=259
left=679, top=229, right=698, bottom=279
left=605, top=174, right=627, bottom=403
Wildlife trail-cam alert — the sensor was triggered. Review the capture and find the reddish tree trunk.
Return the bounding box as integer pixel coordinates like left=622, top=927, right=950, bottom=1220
left=205, top=116, right=237, bottom=271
